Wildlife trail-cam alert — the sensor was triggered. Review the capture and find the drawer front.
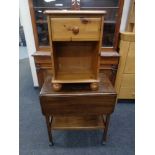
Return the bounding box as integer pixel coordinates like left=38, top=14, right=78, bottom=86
left=35, top=63, right=52, bottom=69
left=34, top=56, right=52, bottom=64
left=100, top=57, right=119, bottom=65
left=40, top=95, right=116, bottom=116
left=118, top=87, right=135, bottom=99
left=51, top=18, right=101, bottom=41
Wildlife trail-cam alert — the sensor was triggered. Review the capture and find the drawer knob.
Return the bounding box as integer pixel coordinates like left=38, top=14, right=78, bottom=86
left=72, top=26, right=79, bottom=35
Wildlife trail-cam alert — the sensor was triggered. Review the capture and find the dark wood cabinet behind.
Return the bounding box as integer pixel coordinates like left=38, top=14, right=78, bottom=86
left=29, top=0, right=124, bottom=50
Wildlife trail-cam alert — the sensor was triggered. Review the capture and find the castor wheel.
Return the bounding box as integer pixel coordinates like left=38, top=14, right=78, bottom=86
left=90, top=82, right=99, bottom=91
left=52, top=83, right=62, bottom=91
left=49, top=142, right=54, bottom=146
left=101, top=141, right=106, bottom=145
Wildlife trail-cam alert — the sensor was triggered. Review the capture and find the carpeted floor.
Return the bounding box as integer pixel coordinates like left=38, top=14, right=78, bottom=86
left=19, top=58, right=135, bottom=155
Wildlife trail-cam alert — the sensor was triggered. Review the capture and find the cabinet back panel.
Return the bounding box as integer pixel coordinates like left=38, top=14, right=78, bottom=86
left=54, top=42, right=98, bottom=73
left=53, top=41, right=99, bottom=80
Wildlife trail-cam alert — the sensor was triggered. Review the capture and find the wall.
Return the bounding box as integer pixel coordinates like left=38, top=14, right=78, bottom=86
left=19, top=0, right=38, bottom=86
left=120, top=0, right=131, bottom=32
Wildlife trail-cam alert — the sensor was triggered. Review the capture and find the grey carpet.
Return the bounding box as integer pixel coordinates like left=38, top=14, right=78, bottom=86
left=19, top=58, right=135, bottom=155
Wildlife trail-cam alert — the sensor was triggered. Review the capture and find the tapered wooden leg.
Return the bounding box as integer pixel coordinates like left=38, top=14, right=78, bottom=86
left=102, top=114, right=111, bottom=145
left=45, top=115, right=54, bottom=146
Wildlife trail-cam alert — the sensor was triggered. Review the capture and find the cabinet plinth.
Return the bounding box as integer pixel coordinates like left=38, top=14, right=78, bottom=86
left=45, top=10, right=106, bottom=91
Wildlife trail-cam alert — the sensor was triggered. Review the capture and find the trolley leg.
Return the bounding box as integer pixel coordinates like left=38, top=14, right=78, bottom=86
left=45, top=115, right=54, bottom=146
left=102, top=114, right=111, bottom=145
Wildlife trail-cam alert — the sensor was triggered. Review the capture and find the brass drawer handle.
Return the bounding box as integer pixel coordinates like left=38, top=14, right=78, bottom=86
left=72, top=26, right=79, bottom=35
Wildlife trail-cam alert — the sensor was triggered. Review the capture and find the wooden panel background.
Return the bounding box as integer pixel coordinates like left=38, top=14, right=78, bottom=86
left=115, top=32, right=135, bottom=99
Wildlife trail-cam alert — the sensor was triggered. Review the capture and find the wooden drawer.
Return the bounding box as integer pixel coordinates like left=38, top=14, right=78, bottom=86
left=34, top=56, right=51, bottom=64
left=35, top=63, right=52, bottom=69
left=50, top=18, right=101, bottom=41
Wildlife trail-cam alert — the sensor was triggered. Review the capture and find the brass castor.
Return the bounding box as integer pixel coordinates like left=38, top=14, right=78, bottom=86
left=49, top=142, right=54, bottom=146
left=90, top=82, right=99, bottom=91
left=52, top=83, right=62, bottom=91
left=101, top=141, right=106, bottom=145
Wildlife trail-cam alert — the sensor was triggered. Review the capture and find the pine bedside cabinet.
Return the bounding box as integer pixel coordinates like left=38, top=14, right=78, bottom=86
left=44, top=10, right=106, bottom=91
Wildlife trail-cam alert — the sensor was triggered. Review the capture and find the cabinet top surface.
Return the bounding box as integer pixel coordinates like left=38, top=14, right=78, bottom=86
left=44, top=10, right=107, bottom=15
left=40, top=73, right=116, bottom=97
